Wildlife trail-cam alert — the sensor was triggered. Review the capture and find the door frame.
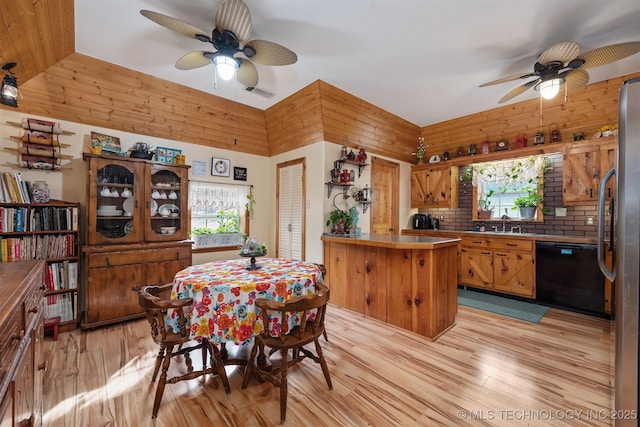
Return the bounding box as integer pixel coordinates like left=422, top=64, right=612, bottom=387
left=276, top=157, right=306, bottom=259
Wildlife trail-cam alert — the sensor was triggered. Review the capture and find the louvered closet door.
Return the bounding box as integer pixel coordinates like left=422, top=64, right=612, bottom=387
left=277, top=159, right=305, bottom=260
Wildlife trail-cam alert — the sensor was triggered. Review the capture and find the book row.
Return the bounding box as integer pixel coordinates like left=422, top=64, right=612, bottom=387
left=44, top=293, right=76, bottom=323
left=0, top=233, right=77, bottom=262
left=45, top=261, right=78, bottom=291
left=0, top=205, right=78, bottom=233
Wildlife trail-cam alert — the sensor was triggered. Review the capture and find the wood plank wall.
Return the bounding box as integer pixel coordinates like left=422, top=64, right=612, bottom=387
left=1, top=0, right=636, bottom=162
left=266, top=81, right=421, bottom=159
left=17, top=53, right=270, bottom=157
left=421, top=72, right=640, bottom=159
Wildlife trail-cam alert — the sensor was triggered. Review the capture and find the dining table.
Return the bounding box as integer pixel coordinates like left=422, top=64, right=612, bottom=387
left=169, top=257, right=324, bottom=355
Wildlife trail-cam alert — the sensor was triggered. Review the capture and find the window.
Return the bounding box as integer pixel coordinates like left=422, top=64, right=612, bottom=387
left=472, top=155, right=545, bottom=220
left=189, top=181, right=251, bottom=250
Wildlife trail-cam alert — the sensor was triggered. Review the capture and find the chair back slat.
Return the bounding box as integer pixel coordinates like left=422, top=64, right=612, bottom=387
left=138, top=284, right=193, bottom=341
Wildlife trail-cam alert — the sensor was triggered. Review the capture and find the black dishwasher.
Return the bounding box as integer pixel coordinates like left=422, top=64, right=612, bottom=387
left=535, top=242, right=606, bottom=316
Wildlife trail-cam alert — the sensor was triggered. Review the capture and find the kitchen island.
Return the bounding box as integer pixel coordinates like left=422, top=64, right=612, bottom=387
left=321, top=233, right=460, bottom=340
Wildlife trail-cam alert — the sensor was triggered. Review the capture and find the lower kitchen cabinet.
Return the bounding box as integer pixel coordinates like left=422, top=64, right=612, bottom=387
left=82, top=241, right=192, bottom=328
left=459, top=236, right=535, bottom=298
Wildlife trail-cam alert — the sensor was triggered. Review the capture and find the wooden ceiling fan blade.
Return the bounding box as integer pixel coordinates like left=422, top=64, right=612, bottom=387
left=563, top=69, right=590, bottom=90
left=244, top=40, right=298, bottom=66
left=576, top=41, right=640, bottom=69
left=236, top=59, right=258, bottom=87
left=140, top=10, right=210, bottom=41
left=215, top=0, right=252, bottom=42
left=480, top=72, right=536, bottom=87
left=175, top=52, right=213, bottom=70
left=538, top=41, right=580, bottom=65
left=498, top=80, right=538, bottom=103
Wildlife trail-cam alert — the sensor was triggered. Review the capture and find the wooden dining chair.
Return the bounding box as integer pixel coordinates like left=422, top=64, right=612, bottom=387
left=138, top=284, right=231, bottom=418
left=312, top=263, right=329, bottom=342
left=241, top=284, right=333, bottom=423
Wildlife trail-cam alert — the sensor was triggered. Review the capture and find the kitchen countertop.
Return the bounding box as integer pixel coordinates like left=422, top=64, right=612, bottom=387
left=321, top=233, right=461, bottom=249
left=401, top=229, right=597, bottom=245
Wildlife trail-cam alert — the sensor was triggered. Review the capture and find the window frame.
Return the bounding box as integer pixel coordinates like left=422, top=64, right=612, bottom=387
left=188, top=180, right=252, bottom=253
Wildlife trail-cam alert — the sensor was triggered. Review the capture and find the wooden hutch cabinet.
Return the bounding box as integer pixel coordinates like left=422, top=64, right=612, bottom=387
left=81, top=154, right=192, bottom=329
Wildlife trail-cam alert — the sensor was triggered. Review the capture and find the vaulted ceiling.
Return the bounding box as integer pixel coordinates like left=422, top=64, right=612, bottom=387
left=1, top=0, right=639, bottom=158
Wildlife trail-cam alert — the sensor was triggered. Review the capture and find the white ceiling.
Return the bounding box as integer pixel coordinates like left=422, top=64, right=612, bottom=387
left=75, top=0, right=640, bottom=127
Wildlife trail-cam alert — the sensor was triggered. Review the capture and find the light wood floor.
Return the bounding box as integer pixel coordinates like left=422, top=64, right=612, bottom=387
left=42, top=304, right=614, bottom=426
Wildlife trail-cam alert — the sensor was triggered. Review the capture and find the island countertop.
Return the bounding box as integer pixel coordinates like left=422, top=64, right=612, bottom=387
left=321, top=233, right=461, bottom=249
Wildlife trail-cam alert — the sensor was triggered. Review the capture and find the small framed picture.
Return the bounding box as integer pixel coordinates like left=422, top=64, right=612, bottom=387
left=211, top=157, right=231, bottom=177
left=234, top=167, right=247, bottom=181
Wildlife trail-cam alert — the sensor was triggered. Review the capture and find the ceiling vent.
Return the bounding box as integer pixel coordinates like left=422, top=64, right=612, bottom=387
left=244, top=86, right=275, bottom=99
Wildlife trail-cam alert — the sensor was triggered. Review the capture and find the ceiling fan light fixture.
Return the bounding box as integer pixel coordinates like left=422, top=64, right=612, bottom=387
left=213, top=55, right=239, bottom=81
left=1, top=62, right=18, bottom=108
left=535, top=78, right=564, bottom=100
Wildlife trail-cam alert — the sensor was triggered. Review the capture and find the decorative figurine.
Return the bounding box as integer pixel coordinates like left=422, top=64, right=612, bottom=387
left=443, top=151, right=450, bottom=161
left=468, top=144, right=477, bottom=156
left=550, top=123, right=561, bottom=142
left=481, top=140, right=491, bottom=154
left=357, top=148, right=367, bottom=163
left=456, top=146, right=465, bottom=157
left=515, top=134, right=527, bottom=148
left=340, top=145, right=348, bottom=160
left=347, top=149, right=356, bottom=161
left=414, top=137, right=426, bottom=164
left=534, top=132, right=545, bottom=145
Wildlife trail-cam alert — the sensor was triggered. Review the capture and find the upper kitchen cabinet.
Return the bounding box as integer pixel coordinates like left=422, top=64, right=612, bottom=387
left=410, top=164, right=459, bottom=208
left=83, top=154, right=190, bottom=245
left=562, top=137, right=617, bottom=205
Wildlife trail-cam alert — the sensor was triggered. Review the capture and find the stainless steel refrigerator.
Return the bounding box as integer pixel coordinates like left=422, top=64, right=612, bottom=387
left=598, top=76, right=640, bottom=425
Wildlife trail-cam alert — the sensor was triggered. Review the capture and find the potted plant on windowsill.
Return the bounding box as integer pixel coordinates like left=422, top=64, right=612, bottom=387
left=513, top=186, right=544, bottom=219
left=478, top=189, right=494, bottom=219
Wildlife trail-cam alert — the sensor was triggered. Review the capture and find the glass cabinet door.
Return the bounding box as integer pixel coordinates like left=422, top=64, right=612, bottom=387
left=145, top=164, right=189, bottom=242
left=89, top=158, right=144, bottom=244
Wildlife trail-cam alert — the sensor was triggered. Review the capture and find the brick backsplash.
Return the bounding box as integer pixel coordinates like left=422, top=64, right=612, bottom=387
left=420, top=153, right=610, bottom=238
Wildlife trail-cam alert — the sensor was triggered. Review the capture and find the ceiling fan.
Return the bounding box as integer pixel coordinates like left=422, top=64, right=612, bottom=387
left=140, top=0, right=297, bottom=88
left=480, top=41, right=640, bottom=103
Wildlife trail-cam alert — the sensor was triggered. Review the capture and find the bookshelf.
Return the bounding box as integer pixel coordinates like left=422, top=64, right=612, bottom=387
left=0, top=199, right=80, bottom=331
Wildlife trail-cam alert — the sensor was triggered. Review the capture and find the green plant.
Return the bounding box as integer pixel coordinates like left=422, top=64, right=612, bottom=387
left=189, top=227, right=215, bottom=236
left=512, top=186, right=544, bottom=208
left=215, top=209, right=240, bottom=233
left=245, top=188, right=255, bottom=219
left=326, top=209, right=353, bottom=230
left=479, top=189, right=494, bottom=211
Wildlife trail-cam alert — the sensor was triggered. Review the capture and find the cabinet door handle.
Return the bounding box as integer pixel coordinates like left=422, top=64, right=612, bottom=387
left=366, top=297, right=371, bottom=305
left=472, top=240, right=483, bottom=244
left=590, top=188, right=593, bottom=198
left=403, top=252, right=409, bottom=259
left=481, top=251, right=491, bottom=255
left=419, top=258, right=425, bottom=267
left=366, top=264, right=371, bottom=273
left=406, top=299, right=412, bottom=307
left=105, top=257, right=110, bottom=266
left=28, top=305, right=38, bottom=314
left=506, top=243, right=518, bottom=247
left=414, top=298, right=421, bottom=307
left=38, top=360, right=49, bottom=372
left=12, top=329, right=25, bottom=341
left=496, top=253, right=507, bottom=257
left=39, top=285, right=46, bottom=291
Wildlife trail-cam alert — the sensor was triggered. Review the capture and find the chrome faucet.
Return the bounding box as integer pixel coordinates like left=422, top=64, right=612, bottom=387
left=501, top=221, right=508, bottom=232
left=511, top=225, right=522, bottom=234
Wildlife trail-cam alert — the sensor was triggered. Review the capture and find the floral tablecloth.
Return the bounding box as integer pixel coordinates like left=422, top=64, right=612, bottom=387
left=170, top=258, right=322, bottom=345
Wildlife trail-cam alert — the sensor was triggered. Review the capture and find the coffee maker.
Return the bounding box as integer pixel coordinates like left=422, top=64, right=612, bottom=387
left=412, top=213, right=432, bottom=229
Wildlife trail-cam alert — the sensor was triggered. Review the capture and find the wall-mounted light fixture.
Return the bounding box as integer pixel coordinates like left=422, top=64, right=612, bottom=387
left=1, top=62, right=18, bottom=107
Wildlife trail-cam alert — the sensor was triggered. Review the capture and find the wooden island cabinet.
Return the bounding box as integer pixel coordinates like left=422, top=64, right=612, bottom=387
left=321, top=234, right=460, bottom=340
